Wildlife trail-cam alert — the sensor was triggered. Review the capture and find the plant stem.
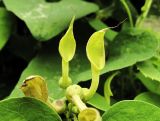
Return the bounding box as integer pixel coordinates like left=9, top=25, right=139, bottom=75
left=120, top=0, right=134, bottom=27
left=86, top=64, right=100, bottom=100
left=59, top=59, right=72, bottom=88
left=62, top=59, right=69, bottom=79
left=136, top=0, right=153, bottom=27
left=72, top=95, right=87, bottom=112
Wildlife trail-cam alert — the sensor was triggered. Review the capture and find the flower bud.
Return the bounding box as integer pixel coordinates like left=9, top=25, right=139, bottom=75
left=86, top=29, right=106, bottom=70
left=68, top=103, right=79, bottom=113
left=20, top=75, right=48, bottom=102
left=59, top=16, right=76, bottom=62
left=72, top=105, right=79, bottom=113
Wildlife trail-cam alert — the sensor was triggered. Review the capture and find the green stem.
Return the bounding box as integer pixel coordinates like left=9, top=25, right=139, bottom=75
left=72, top=95, right=87, bottom=112
left=120, top=0, right=134, bottom=27
left=86, top=65, right=100, bottom=100
left=59, top=59, right=72, bottom=88
left=136, top=0, right=153, bottom=27
left=62, top=59, right=69, bottom=79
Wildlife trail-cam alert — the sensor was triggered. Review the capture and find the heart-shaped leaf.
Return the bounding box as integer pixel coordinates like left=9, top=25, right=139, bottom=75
left=4, top=0, right=98, bottom=40
left=0, top=97, right=62, bottom=121
left=102, top=100, right=160, bottom=121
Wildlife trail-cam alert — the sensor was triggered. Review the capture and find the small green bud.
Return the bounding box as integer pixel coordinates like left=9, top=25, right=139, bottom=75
left=66, top=84, right=83, bottom=101
left=68, top=102, right=73, bottom=110
left=59, top=76, right=72, bottom=88
left=52, top=99, right=66, bottom=114
left=78, top=108, right=102, bottom=121
left=68, top=103, right=79, bottom=113
left=72, top=106, right=79, bottom=113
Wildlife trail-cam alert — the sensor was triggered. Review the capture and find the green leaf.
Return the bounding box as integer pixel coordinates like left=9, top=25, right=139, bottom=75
left=59, top=17, right=76, bottom=62
left=0, top=97, right=62, bottom=121
left=102, top=100, right=160, bottom=121
left=0, top=7, right=14, bottom=49
left=137, top=59, right=160, bottom=82
left=102, top=28, right=158, bottom=73
left=4, top=0, right=98, bottom=41
left=86, top=29, right=105, bottom=70
left=87, top=93, right=109, bottom=111
left=136, top=73, right=160, bottom=95
left=135, top=92, right=160, bottom=107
